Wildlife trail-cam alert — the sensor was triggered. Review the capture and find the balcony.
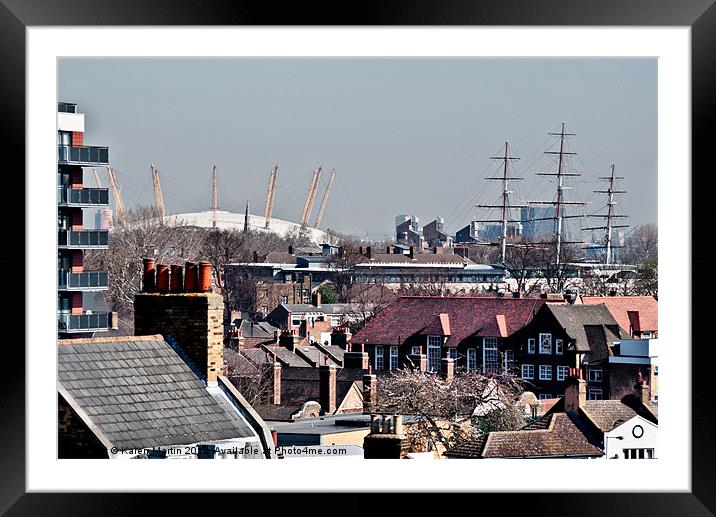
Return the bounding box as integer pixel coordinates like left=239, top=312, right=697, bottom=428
left=58, top=102, right=77, bottom=113
left=58, top=312, right=112, bottom=333
left=58, top=270, right=109, bottom=291
left=58, top=145, right=109, bottom=166
left=57, top=187, right=109, bottom=207
left=58, top=229, right=109, bottom=249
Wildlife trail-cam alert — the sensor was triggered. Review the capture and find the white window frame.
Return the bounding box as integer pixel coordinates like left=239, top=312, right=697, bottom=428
left=411, top=345, right=420, bottom=355
left=538, top=394, right=552, bottom=400
left=483, top=337, right=499, bottom=373
left=467, top=348, right=477, bottom=372
left=527, top=338, right=536, bottom=354
left=539, top=364, right=552, bottom=381
left=447, top=348, right=457, bottom=360
left=521, top=364, right=534, bottom=380
left=588, top=367, right=603, bottom=383
left=539, top=333, right=552, bottom=354
left=375, top=345, right=384, bottom=371
left=503, top=350, right=514, bottom=371
left=557, top=365, right=569, bottom=381
left=427, top=336, right=442, bottom=373
left=588, top=388, right=603, bottom=400
left=389, top=346, right=398, bottom=371
left=555, top=339, right=563, bottom=355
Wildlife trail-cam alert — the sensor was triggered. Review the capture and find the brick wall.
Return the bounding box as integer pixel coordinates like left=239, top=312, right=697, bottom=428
left=134, top=292, right=225, bottom=384
left=58, top=394, right=108, bottom=459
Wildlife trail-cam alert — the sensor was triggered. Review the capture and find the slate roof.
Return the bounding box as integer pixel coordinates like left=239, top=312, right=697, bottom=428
left=58, top=335, right=256, bottom=449
left=546, top=303, right=625, bottom=352
left=545, top=394, right=658, bottom=434
left=264, top=251, right=297, bottom=264
left=352, top=297, right=544, bottom=347
left=256, top=345, right=312, bottom=368
left=224, top=347, right=260, bottom=377
left=581, top=296, right=658, bottom=335
left=446, top=413, right=604, bottom=459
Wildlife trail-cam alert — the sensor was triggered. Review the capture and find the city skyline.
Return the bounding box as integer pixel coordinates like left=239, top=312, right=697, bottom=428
left=59, top=57, right=657, bottom=239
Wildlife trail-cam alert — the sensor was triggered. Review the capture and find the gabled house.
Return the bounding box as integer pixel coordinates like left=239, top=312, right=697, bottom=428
left=350, top=296, right=544, bottom=375
left=581, top=295, right=658, bottom=339
left=446, top=370, right=657, bottom=460
left=509, top=303, right=626, bottom=400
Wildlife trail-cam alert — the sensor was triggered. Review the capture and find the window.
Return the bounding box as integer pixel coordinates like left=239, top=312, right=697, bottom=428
left=654, top=365, right=658, bottom=376
left=291, top=318, right=301, bottom=326
left=623, top=448, right=654, bottom=459
left=411, top=346, right=421, bottom=355
left=539, top=365, right=552, bottom=380
left=261, top=306, right=268, bottom=313
left=555, top=339, right=563, bottom=355
left=557, top=365, right=569, bottom=381
left=427, top=336, right=441, bottom=373
left=538, top=394, right=552, bottom=400
left=503, top=350, right=514, bottom=371
left=330, top=315, right=341, bottom=326
left=280, top=295, right=288, bottom=304
left=483, top=337, right=499, bottom=373
left=447, top=348, right=457, bottom=360
left=588, top=388, right=603, bottom=400
left=539, top=333, right=552, bottom=354
left=527, top=338, right=536, bottom=354
left=375, top=346, right=384, bottom=370
left=467, top=349, right=477, bottom=372
left=521, top=364, right=534, bottom=379
left=389, top=346, right=398, bottom=371
left=588, top=367, right=603, bottom=382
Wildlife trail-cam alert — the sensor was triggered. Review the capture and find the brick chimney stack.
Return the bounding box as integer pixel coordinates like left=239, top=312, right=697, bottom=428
left=635, top=371, right=651, bottom=404
left=408, top=246, right=414, bottom=259
left=134, top=260, right=224, bottom=385
left=330, top=325, right=352, bottom=350
left=362, top=373, right=377, bottom=414
left=407, top=346, right=427, bottom=372
left=441, top=357, right=455, bottom=381
left=279, top=329, right=300, bottom=352
left=263, top=358, right=282, bottom=405
left=343, top=342, right=370, bottom=369
left=364, top=414, right=408, bottom=459
left=311, top=291, right=322, bottom=307
left=366, top=246, right=372, bottom=259
left=564, top=368, right=586, bottom=414
left=319, top=363, right=337, bottom=415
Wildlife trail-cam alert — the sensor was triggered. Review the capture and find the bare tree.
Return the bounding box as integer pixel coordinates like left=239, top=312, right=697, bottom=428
left=621, top=224, right=658, bottom=265
left=85, top=206, right=204, bottom=321
left=375, top=369, right=525, bottom=453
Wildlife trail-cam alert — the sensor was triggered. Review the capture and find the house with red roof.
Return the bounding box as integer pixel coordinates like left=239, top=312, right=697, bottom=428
left=580, top=296, right=658, bottom=339
left=349, top=296, right=545, bottom=375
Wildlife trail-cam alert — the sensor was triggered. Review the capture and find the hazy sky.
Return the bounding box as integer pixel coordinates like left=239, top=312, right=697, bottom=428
left=59, top=58, right=657, bottom=239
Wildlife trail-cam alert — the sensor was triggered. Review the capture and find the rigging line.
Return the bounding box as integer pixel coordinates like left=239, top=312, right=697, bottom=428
left=444, top=158, right=496, bottom=225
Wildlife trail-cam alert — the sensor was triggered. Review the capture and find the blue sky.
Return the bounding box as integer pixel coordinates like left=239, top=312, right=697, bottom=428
left=59, top=58, right=657, bottom=239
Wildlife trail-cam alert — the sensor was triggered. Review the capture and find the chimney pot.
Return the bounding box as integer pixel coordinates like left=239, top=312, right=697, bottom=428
left=142, top=258, right=156, bottom=292
left=198, top=261, right=212, bottom=292
left=184, top=262, right=199, bottom=292
left=169, top=265, right=183, bottom=292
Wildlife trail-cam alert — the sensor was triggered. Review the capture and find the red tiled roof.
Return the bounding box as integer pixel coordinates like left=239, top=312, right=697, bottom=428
left=581, top=296, right=658, bottom=335
left=351, top=296, right=544, bottom=347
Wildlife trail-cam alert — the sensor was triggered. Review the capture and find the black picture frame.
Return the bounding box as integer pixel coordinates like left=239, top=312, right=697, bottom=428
left=3, top=0, right=712, bottom=513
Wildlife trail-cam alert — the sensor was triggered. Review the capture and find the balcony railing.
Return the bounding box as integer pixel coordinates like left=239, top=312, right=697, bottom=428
left=57, top=187, right=109, bottom=206
left=58, top=270, right=109, bottom=290
left=58, top=229, right=109, bottom=248
left=58, top=102, right=77, bottom=113
left=58, top=145, right=109, bottom=166
left=58, top=312, right=111, bottom=332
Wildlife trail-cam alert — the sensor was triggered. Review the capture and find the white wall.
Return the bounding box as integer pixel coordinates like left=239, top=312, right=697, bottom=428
left=57, top=111, right=84, bottom=132
left=604, top=415, right=658, bottom=459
